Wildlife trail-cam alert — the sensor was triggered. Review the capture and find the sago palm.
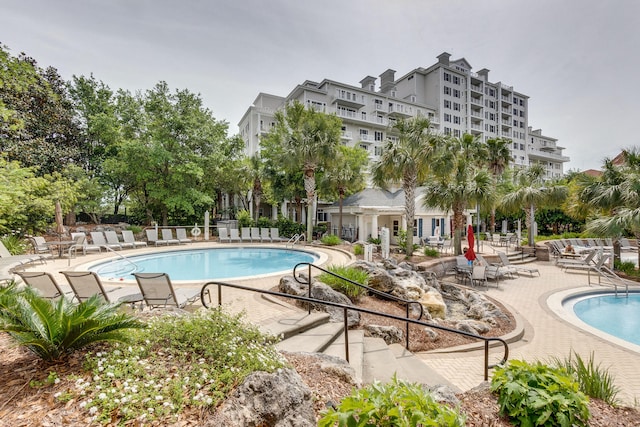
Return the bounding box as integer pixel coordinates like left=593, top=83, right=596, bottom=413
left=0, top=284, right=145, bottom=361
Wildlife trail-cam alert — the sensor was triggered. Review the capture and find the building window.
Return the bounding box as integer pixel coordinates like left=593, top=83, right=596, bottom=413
left=452, top=75, right=460, bottom=85
left=453, top=129, right=461, bottom=137
left=513, top=119, right=518, bottom=126
left=520, top=99, right=524, bottom=107
left=359, top=129, right=369, bottom=140
left=393, top=220, right=399, bottom=236
left=453, top=89, right=460, bottom=98
left=519, top=143, right=525, bottom=150
left=444, top=127, right=451, bottom=135
left=444, top=86, right=451, bottom=95
left=444, top=113, right=451, bottom=122
left=444, top=72, right=451, bottom=82
left=374, top=146, right=383, bottom=156
left=513, top=142, right=518, bottom=149
left=444, top=100, right=451, bottom=108
left=359, top=144, right=368, bottom=151
left=519, top=110, right=524, bottom=117
left=374, top=131, right=384, bottom=141
left=453, top=116, right=460, bottom=124
left=453, top=102, right=460, bottom=111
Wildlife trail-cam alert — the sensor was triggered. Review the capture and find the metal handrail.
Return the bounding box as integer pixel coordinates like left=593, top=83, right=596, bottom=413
left=286, top=233, right=305, bottom=248
left=199, top=280, right=508, bottom=381
left=292, top=262, right=424, bottom=323
left=102, top=245, right=140, bottom=273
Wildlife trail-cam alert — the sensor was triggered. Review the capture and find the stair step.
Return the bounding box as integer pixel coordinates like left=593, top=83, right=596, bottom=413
left=389, top=344, right=461, bottom=392
left=323, top=329, right=365, bottom=383
left=361, top=337, right=402, bottom=384
left=276, top=321, right=344, bottom=353
left=260, top=312, right=330, bottom=340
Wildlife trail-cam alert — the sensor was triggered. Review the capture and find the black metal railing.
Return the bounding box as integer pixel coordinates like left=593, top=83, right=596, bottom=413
left=200, top=280, right=509, bottom=381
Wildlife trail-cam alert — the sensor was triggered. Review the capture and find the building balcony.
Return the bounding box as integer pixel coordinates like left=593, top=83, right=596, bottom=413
left=527, top=148, right=570, bottom=163
left=341, top=131, right=353, bottom=140
left=500, top=83, right=513, bottom=91
left=501, top=95, right=512, bottom=103
left=470, top=98, right=483, bottom=106
left=471, top=111, right=483, bottom=118
left=470, top=84, right=482, bottom=93
left=388, top=103, right=413, bottom=118
left=501, top=120, right=512, bottom=127
left=371, top=103, right=388, bottom=114
left=332, top=92, right=366, bottom=109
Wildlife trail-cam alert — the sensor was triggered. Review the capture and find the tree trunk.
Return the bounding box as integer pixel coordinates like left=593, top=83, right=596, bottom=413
left=453, top=203, right=466, bottom=255
left=490, top=208, right=496, bottom=233
left=403, top=177, right=416, bottom=257
left=338, top=193, right=344, bottom=240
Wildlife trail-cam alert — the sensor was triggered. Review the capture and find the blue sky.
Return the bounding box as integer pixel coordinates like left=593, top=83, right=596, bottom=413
left=2, top=0, right=638, bottom=171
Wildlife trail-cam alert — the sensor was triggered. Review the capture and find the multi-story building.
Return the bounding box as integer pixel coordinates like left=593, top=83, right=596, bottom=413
left=239, top=51, right=569, bottom=176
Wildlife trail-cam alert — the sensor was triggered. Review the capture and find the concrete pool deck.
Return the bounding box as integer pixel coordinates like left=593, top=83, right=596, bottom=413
left=15, top=242, right=640, bottom=405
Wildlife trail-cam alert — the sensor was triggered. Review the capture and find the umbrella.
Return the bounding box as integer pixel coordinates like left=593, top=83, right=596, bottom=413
left=55, top=201, right=65, bottom=238
left=465, top=224, right=476, bottom=261
left=433, top=226, right=440, bottom=237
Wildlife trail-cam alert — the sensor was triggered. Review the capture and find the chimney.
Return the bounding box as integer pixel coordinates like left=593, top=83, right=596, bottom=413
left=360, top=76, right=377, bottom=91
left=437, top=52, right=451, bottom=66
left=477, top=68, right=490, bottom=80
left=379, top=69, right=396, bottom=94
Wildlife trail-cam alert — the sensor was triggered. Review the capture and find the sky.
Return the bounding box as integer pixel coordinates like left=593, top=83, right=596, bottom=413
left=2, top=0, right=639, bottom=172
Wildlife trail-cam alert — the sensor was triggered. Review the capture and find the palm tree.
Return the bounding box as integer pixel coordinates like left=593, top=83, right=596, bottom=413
left=422, top=133, right=493, bottom=255
left=320, top=145, right=368, bottom=239
left=371, top=116, right=436, bottom=255
left=501, top=164, right=568, bottom=247
left=485, top=137, right=512, bottom=233
left=580, top=148, right=640, bottom=265
left=261, top=101, right=341, bottom=241
left=247, top=154, right=264, bottom=222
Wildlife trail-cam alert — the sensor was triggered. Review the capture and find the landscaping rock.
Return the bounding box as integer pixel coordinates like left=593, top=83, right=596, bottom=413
left=365, top=324, right=404, bottom=344
left=418, top=290, right=447, bottom=319
left=209, top=368, right=315, bottom=427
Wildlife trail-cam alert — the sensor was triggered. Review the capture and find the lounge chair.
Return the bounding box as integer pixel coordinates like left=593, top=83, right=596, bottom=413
left=91, top=231, right=122, bottom=251
left=175, top=228, right=192, bottom=244
left=133, top=272, right=200, bottom=309
left=218, top=228, right=230, bottom=243
left=0, top=240, right=46, bottom=267
left=122, top=230, right=148, bottom=248
left=70, top=232, right=102, bottom=254
left=146, top=229, right=169, bottom=246
left=241, top=227, right=252, bottom=242
left=161, top=229, right=180, bottom=245
left=105, top=230, right=134, bottom=249
left=475, top=254, right=506, bottom=285
left=229, top=229, right=242, bottom=243
left=60, top=270, right=117, bottom=303
left=14, top=271, right=69, bottom=299
left=497, top=252, right=540, bottom=277
left=250, top=227, right=261, bottom=242
left=557, top=249, right=597, bottom=269
left=619, top=238, right=637, bottom=252
left=260, top=228, right=271, bottom=242
left=270, top=228, right=287, bottom=242
left=30, top=236, right=55, bottom=259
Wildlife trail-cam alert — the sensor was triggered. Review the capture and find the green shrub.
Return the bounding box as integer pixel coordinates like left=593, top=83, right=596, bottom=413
left=0, top=284, right=145, bottom=361
left=551, top=351, right=620, bottom=406
left=423, top=246, right=439, bottom=257
left=321, top=234, right=342, bottom=246
left=256, top=216, right=273, bottom=229
left=614, top=259, right=637, bottom=275
left=275, top=215, right=305, bottom=238
left=368, top=236, right=381, bottom=245
left=491, top=359, right=590, bottom=427
left=318, top=265, right=369, bottom=301
left=236, top=209, right=253, bottom=228
left=1, top=234, right=29, bottom=255
left=319, top=374, right=466, bottom=426
left=127, top=225, right=143, bottom=234
left=353, top=244, right=364, bottom=255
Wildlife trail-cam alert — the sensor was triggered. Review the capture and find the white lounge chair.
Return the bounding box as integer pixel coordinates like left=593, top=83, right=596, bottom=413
left=218, top=228, right=230, bottom=243
left=0, top=240, right=47, bottom=266
left=91, top=231, right=122, bottom=251
left=250, top=227, right=261, bottom=242
left=146, top=229, right=169, bottom=246
left=241, top=227, right=252, bottom=242
left=122, top=230, right=148, bottom=248
left=71, top=232, right=102, bottom=254
left=60, top=270, right=136, bottom=304
left=105, top=230, right=133, bottom=249
left=133, top=272, right=200, bottom=309
left=161, top=229, right=180, bottom=245
left=175, top=228, right=192, bottom=244
left=15, top=271, right=69, bottom=300
left=229, top=229, right=241, bottom=243
left=260, top=228, right=271, bottom=242
left=497, top=252, right=540, bottom=277
left=30, top=236, right=55, bottom=259
left=270, top=228, right=287, bottom=242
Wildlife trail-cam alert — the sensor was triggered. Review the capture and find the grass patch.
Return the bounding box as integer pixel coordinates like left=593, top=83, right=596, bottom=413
left=320, top=234, right=342, bottom=246
left=318, top=265, right=369, bottom=302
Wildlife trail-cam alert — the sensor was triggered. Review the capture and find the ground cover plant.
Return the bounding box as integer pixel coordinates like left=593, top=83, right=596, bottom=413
left=321, top=234, right=342, bottom=246
left=491, top=359, right=590, bottom=427
left=318, top=264, right=369, bottom=302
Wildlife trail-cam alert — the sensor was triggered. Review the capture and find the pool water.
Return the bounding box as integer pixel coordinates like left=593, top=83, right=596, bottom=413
left=90, top=248, right=317, bottom=281
left=573, top=293, right=640, bottom=346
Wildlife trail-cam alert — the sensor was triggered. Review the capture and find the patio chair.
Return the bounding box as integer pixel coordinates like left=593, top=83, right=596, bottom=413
left=475, top=254, right=506, bottom=285
left=270, top=228, right=287, bottom=242
left=0, top=240, right=46, bottom=266
left=30, top=236, right=55, bottom=259
left=14, top=271, right=69, bottom=300
left=240, top=227, right=252, bottom=242
left=122, top=230, right=148, bottom=248
left=161, top=229, right=181, bottom=245
left=557, top=249, right=597, bottom=269
left=133, top=272, right=200, bottom=309
left=70, top=232, right=102, bottom=254
left=229, top=229, right=242, bottom=242
left=91, top=231, right=122, bottom=251
left=250, top=227, right=261, bottom=242
left=105, top=230, right=133, bottom=249
left=146, top=229, right=169, bottom=246
left=175, top=228, right=192, bottom=244
left=497, top=252, right=540, bottom=277
left=471, top=265, right=487, bottom=288
left=260, top=228, right=271, bottom=242
left=619, top=238, right=637, bottom=252
left=455, top=255, right=472, bottom=284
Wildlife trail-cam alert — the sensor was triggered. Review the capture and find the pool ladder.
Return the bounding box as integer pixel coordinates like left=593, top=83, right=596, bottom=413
left=286, top=233, right=305, bottom=248
left=102, top=245, right=140, bottom=275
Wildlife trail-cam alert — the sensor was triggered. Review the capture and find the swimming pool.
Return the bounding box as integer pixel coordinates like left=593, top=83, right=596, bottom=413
left=89, top=247, right=318, bottom=281
left=571, top=293, right=640, bottom=346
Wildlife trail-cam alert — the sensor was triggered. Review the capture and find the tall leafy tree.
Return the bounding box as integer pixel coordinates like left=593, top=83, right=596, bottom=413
left=372, top=116, right=436, bottom=255
left=580, top=148, right=640, bottom=265
left=485, top=137, right=512, bottom=233
left=500, top=164, right=568, bottom=247
left=320, top=145, right=369, bottom=239
left=422, top=133, right=493, bottom=255
left=261, top=101, right=341, bottom=241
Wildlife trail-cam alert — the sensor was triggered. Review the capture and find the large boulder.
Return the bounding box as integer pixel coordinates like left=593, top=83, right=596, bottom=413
left=209, top=368, right=315, bottom=426
left=418, top=290, right=447, bottom=319
left=365, top=324, right=404, bottom=344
